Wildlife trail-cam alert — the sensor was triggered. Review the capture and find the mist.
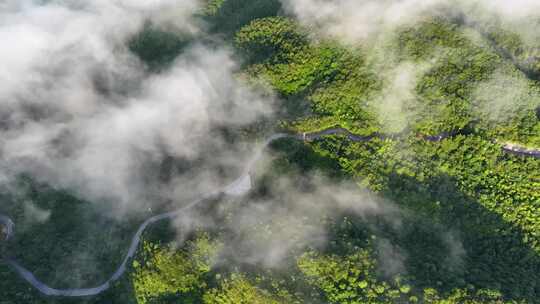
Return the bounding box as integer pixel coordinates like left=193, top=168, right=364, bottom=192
left=172, top=169, right=405, bottom=269
left=280, top=0, right=540, bottom=44
left=472, top=68, right=540, bottom=123
left=0, top=0, right=502, bottom=294
left=0, top=0, right=275, bottom=217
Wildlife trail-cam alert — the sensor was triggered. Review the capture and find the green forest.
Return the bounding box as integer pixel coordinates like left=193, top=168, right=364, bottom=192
left=1, top=1, right=539, bottom=303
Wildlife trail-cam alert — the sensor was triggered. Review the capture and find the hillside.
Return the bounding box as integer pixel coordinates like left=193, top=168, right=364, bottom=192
left=0, top=1, right=539, bottom=303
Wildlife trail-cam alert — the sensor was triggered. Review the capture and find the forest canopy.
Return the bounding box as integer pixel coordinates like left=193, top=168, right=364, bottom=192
left=0, top=1, right=539, bottom=304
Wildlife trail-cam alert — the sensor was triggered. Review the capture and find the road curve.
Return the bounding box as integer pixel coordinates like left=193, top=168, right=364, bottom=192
left=0, top=133, right=292, bottom=297
left=1, top=128, right=538, bottom=297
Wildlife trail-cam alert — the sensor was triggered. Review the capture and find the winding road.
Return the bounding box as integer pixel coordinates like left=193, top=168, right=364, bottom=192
left=0, top=128, right=538, bottom=297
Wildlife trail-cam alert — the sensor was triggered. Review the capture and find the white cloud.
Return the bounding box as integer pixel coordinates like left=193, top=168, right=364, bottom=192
left=280, top=0, right=540, bottom=44
left=280, top=0, right=447, bottom=43
left=0, top=0, right=275, bottom=217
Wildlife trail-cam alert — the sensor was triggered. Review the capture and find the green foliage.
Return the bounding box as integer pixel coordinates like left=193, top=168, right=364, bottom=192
left=298, top=250, right=520, bottom=304
left=422, top=288, right=518, bottom=304
left=241, top=17, right=540, bottom=300
left=3, top=5, right=540, bottom=304
left=396, top=19, right=499, bottom=134
left=416, top=136, right=540, bottom=249
left=202, top=0, right=225, bottom=16
left=236, top=17, right=307, bottom=62
left=397, top=20, right=469, bottom=60
left=132, top=233, right=221, bottom=304
left=301, top=133, right=540, bottom=301
left=237, top=17, right=381, bottom=133
left=485, top=25, right=540, bottom=79
left=298, top=250, right=406, bottom=304
left=128, top=23, right=189, bottom=70
left=500, top=109, right=540, bottom=146
left=204, top=0, right=282, bottom=37
left=203, top=274, right=287, bottom=304
left=237, top=17, right=355, bottom=99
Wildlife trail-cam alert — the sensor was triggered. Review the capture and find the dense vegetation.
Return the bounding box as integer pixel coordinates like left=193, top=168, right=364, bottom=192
left=1, top=1, right=539, bottom=303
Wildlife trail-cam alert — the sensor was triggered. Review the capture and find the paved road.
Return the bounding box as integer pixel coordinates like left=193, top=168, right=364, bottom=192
left=501, top=142, right=540, bottom=158
left=0, top=133, right=291, bottom=297
left=0, top=128, right=538, bottom=297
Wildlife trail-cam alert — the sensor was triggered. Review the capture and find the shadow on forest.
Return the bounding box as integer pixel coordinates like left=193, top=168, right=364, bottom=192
left=271, top=138, right=540, bottom=303
left=128, top=22, right=192, bottom=72
left=382, top=172, right=540, bottom=301
left=0, top=176, right=155, bottom=304
left=3, top=137, right=538, bottom=303
left=204, top=0, right=282, bottom=38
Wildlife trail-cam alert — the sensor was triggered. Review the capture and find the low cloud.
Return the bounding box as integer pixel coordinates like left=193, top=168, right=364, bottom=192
left=442, top=230, right=466, bottom=273
left=376, top=238, right=407, bottom=278
left=472, top=68, right=540, bottom=123
left=0, top=0, right=478, bottom=290
left=0, top=0, right=275, bottom=217
left=373, top=61, right=433, bottom=134
left=280, top=0, right=448, bottom=44
left=23, top=200, right=51, bottom=224
left=280, top=0, right=540, bottom=44
left=172, top=167, right=405, bottom=269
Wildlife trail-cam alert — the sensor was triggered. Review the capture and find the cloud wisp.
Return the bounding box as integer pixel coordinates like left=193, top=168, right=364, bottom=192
left=0, top=0, right=275, bottom=217
left=280, top=0, right=540, bottom=44
left=0, top=0, right=474, bottom=291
